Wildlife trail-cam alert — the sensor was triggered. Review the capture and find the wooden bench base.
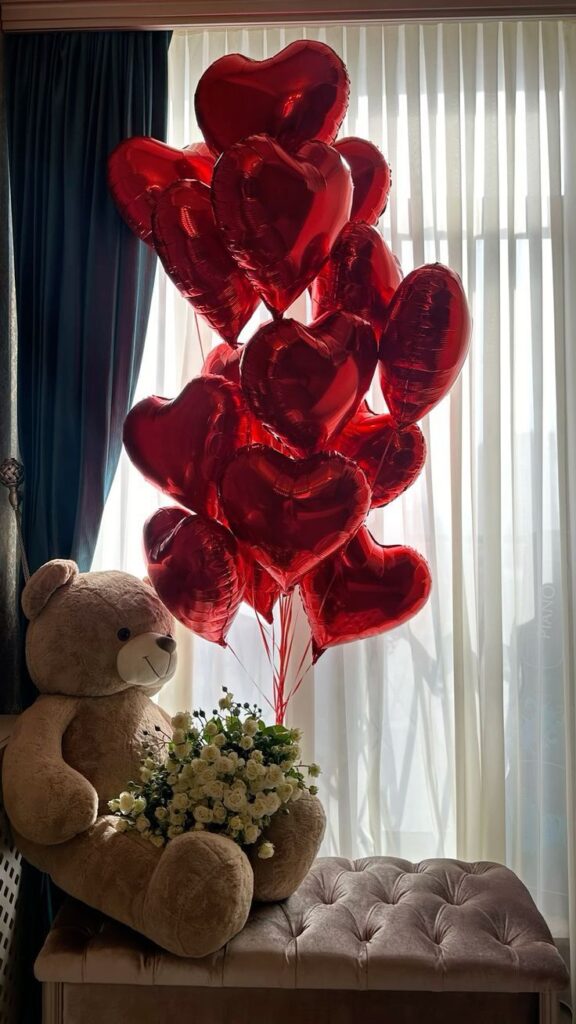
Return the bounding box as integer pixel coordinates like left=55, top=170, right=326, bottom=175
left=43, top=983, right=560, bottom=1024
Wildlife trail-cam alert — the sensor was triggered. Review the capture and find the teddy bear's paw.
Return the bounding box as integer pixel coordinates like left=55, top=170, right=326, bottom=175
left=142, top=831, right=254, bottom=957
left=250, top=793, right=326, bottom=902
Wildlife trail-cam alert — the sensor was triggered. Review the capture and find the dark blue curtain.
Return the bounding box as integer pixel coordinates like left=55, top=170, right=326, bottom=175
left=4, top=33, right=170, bottom=1023
left=6, top=30, right=170, bottom=577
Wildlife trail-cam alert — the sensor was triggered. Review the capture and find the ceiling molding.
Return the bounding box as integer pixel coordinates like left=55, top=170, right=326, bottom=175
left=2, top=0, right=576, bottom=31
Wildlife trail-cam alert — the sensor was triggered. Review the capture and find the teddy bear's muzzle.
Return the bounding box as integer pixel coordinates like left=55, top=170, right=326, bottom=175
left=116, top=631, right=178, bottom=692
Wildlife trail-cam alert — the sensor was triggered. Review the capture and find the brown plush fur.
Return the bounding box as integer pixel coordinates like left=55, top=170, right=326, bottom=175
left=3, top=560, right=325, bottom=957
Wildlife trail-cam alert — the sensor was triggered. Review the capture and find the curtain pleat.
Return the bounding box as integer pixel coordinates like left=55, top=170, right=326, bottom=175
left=0, top=34, right=20, bottom=714
left=6, top=30, right=170, bottom=578
left=93, top=23, right=576, bottom=994
left=4, top=33, right=171, bottom=1022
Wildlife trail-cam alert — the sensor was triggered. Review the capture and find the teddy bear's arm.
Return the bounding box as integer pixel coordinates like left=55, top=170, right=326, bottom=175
left=2, top=694, right=99, bottom=846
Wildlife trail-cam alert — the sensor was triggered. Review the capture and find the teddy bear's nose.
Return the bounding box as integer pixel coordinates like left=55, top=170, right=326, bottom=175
left=156, top=636, right=176, bottom=654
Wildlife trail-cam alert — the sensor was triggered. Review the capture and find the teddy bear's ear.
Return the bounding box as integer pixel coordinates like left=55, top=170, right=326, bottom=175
left=22, top=559, right=79, bottom=621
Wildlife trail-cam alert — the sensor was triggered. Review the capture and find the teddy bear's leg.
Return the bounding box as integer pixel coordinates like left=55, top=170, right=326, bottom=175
left=142, top=828, right=253, bottom=955
left=249, top=793, right=326, bottom=902
left=16, top=816, right=253, bottom=957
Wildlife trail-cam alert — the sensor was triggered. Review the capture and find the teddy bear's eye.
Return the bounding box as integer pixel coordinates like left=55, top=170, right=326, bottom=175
left=117, top=628, right=131, bottom=642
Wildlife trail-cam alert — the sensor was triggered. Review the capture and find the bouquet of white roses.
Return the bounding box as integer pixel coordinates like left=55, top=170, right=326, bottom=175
left=108, top=689, right=320, bottom=860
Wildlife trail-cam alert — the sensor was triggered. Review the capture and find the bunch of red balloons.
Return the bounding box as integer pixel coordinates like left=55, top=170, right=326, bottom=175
left=108, top=40, right=471, bottom=662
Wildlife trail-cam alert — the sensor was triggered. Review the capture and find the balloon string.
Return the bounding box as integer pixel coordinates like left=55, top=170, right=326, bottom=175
left=226, top=641, right=274, bottom=714
left=194, top=312, right=206, bottom=366
left=370, top=430, right=396, bottom=508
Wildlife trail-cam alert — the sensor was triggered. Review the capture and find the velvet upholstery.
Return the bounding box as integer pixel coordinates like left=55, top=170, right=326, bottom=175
left=36, top=858, right=568, bottom=991
left=35, top=859, right=568, bottom=1024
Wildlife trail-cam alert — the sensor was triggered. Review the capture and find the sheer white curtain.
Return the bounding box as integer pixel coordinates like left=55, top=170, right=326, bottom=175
left=93, top=19, right=576, bottom=975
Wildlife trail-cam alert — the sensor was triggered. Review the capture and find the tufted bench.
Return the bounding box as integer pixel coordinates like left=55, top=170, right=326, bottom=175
left=36, top=856, right=569, bottom=1024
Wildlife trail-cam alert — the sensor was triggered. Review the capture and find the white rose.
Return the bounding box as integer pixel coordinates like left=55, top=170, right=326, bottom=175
left=216, top=756, right=233, bottom=775
left=224, top=789, right=246, bottom=812
left=167, top=773, right=179, bottom=785
left=229, top=816, right=243, bottom=832
left=204, top=781, right=224, bottom=800
left=277, top=783, right=293, bottom=803
left=251, top=795, right=268, bottom=819
left=258, top=841, right=275, bottom=859
left=248, top=778, right=266, bottom=794
left=308, top=763, right=321, bottom=778
left=169, top=808, right=184, bottom=825
left=266, top=764, right=284, bottom=786
left=243, top=718, right=258, bottom=737
left=167, top=825, right=184, bottom=839
left=204, top=721, right=218, bottom=737
left=107, top=798, right=120, bottom=812
left=193, top=822, right=205, bottom=831
left=200, top=744, right=220, bottom=762
left=172, top=792, right=190, bottom=811
left=290, top=785, right=302, bottom=802
left=219, top=693, right=233, bottom=710
left=244, top=824, right=259, bottom=843
left=214, top=733, right=226, bottom=748
left=171, top=729, right=186, bottom=745
left=115, top=818, right=129, bottom=832
left=199, top=765, right=217, bottom=782
left=174, top=741, right=193, bottom=758
left=132, top=797, right=147, bottom=815
left=135, top=815, right=150, bottom=833
left=149, top=834, right=165, bottom=848
left=193, top=805, right=213, bottom=823
left=171, top=712, right=192, bottom=731
left=249, top=750, right=264, bottom=764
left=118, top=792, right=135, bottom=813
left=239, top=735, right=253, bottom=750
left=290, top=729, right=303, bottom=743
left=212, top=802, right=227, bottom=824
left=245, top=760, right=260, bottom=781
left=154, top=807, right=169, bottom=821
left=265, top=792, right=281, bottom=814
left=139, top=767, right=152, bottom=783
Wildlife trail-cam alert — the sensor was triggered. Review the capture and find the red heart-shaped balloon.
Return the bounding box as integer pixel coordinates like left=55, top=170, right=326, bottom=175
left=200, top=346, right=289, bottom=452
left=239, top=545, right=281, bottom=624
left=379, top=264, right=471, bottom=426
left=300, top=527, right=431, bottom=661
left=220, top=446, right=371, bottom=592
left=144, top=508, right=245, bottom=646
left=123, top=376, right=252, bottom=522
left=201, top=343, right=241, bottom=384
left=195, top=40, right=349, bottom=156
left=152, top=181, right=259, bottom=346
left=212, top=134, right=352, bottom=315
left=107, top=137, right=214, bottom=244
left=311, top=223, right=402, bottom=334
left=240, top=312, right=377, bottom=453
left=333, top=402, right=426, bottom=508
left=334, top=137, right=391, bottom=225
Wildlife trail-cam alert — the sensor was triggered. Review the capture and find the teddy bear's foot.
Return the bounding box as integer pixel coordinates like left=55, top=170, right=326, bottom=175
left=143, top=830, right=254, bottom=957
left=249, top=793, right=326, bottom=902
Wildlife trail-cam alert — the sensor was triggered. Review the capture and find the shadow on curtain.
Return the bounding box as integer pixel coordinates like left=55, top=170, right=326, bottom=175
left=4, top=30, right=170, bottom=1023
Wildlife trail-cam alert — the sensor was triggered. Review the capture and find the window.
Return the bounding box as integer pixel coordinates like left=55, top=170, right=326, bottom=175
left=94, top=19, right=575, bottom=938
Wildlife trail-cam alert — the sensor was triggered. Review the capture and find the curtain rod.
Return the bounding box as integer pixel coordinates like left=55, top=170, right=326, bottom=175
left=3, top=1, right=576, bottom=32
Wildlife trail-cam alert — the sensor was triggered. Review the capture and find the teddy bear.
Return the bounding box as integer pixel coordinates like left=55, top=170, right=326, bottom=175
left=2, top=559, right=326, bottom=957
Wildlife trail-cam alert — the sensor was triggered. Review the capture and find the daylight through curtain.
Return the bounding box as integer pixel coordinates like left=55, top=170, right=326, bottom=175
left=93, top=23, right=576, bottom=980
